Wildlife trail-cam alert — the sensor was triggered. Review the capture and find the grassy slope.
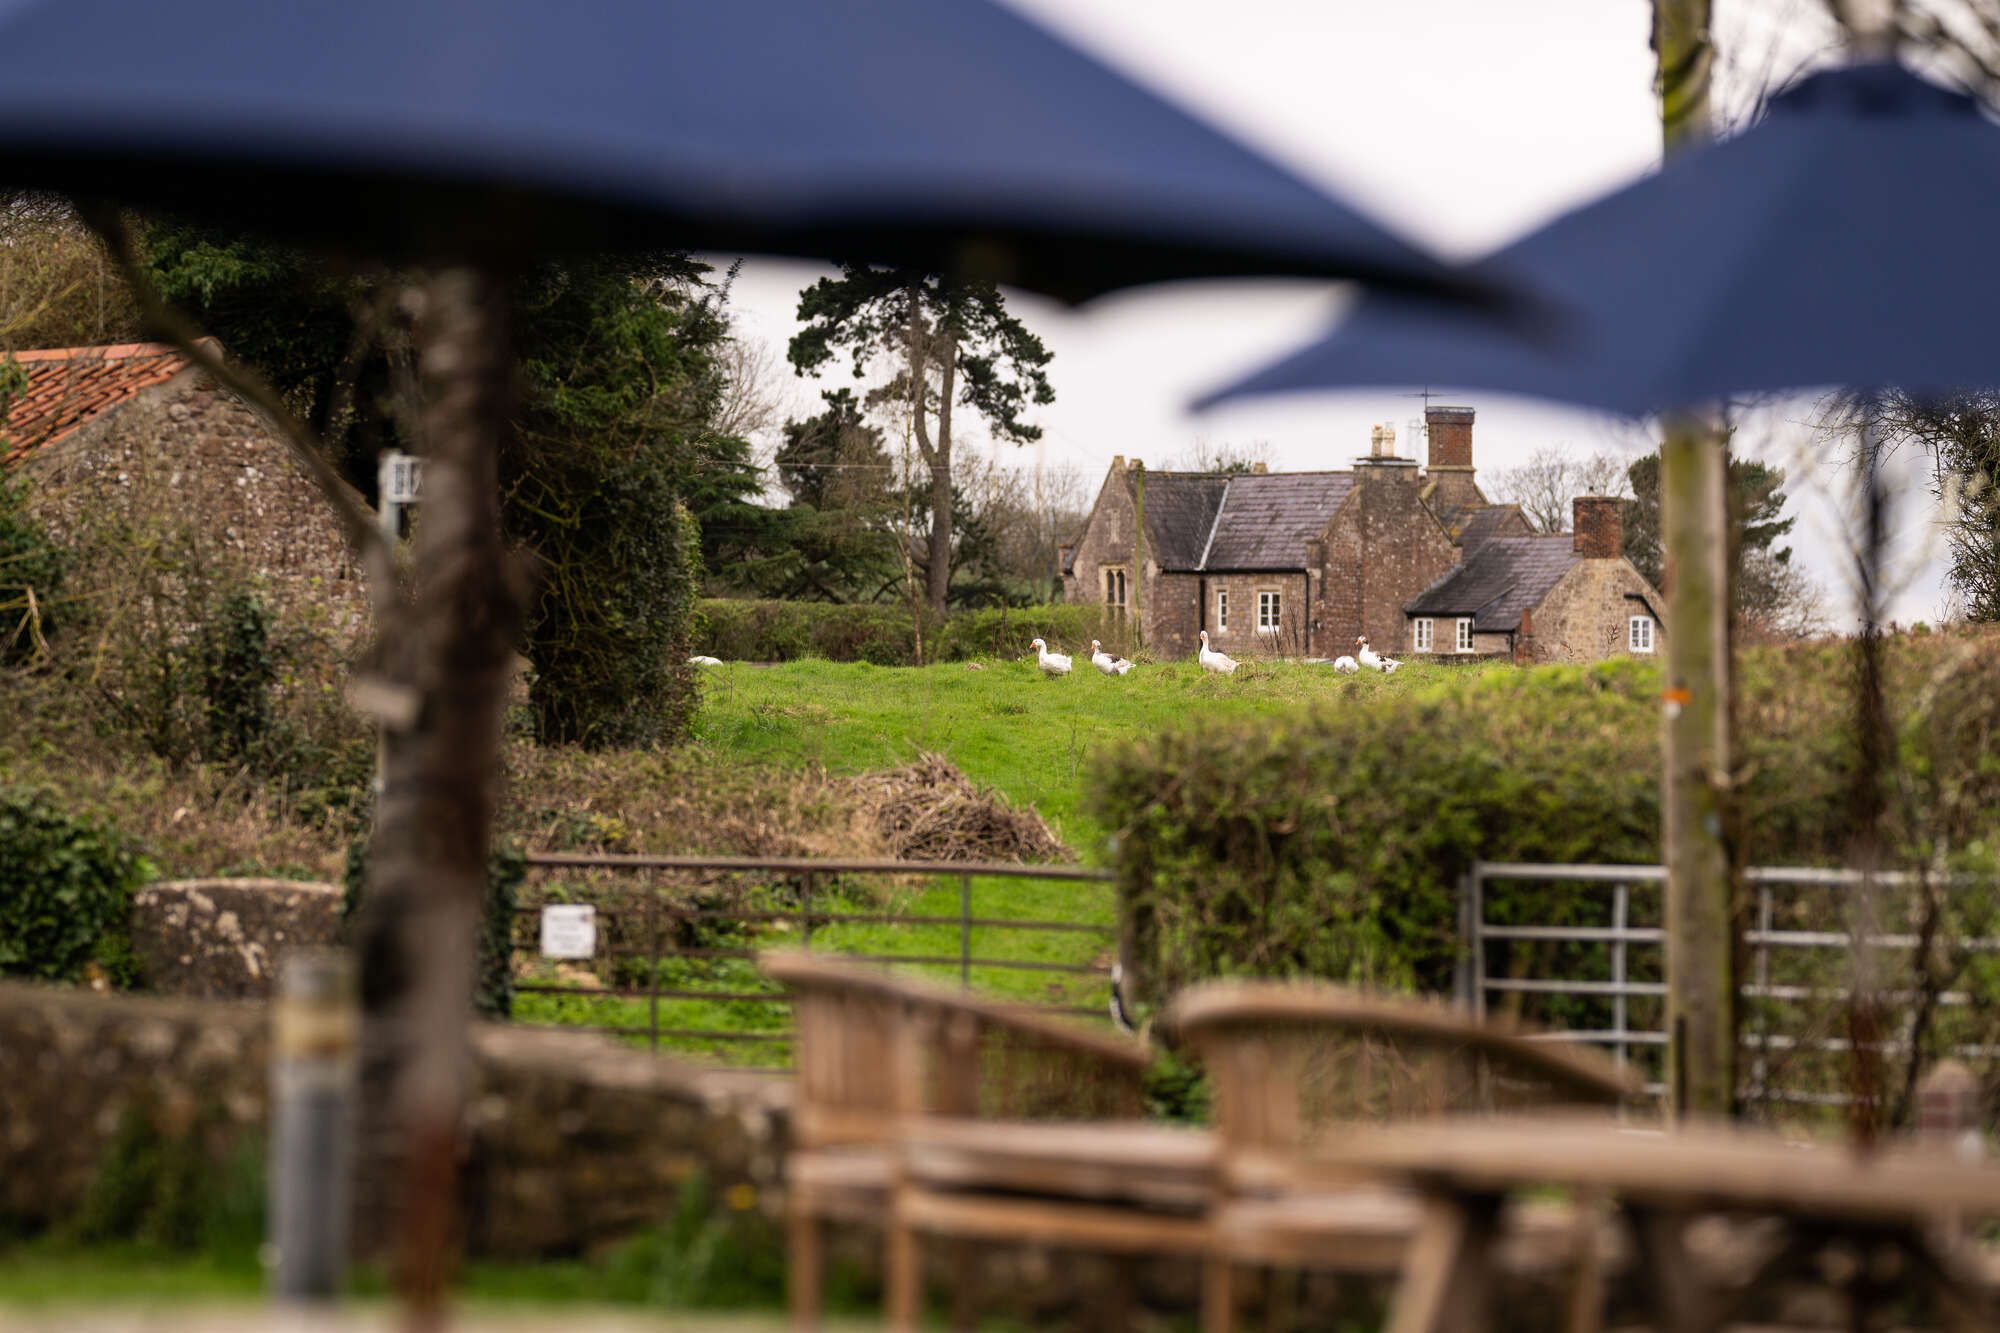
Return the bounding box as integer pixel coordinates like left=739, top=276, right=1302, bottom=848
left=515, top=654, right=1504, bottom=1053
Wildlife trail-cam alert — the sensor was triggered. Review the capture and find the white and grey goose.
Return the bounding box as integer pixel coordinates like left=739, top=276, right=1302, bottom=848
left=1031, top=637, right=1072, bottom=676
left=1354, top=636, right=1401, bottom=673
left=1089, top=640, right=1134, bottom=676
left=1196, top=630, right=1238, bottom=675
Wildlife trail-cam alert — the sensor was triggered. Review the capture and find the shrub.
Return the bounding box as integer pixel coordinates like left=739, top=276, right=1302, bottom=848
left=1092, top=634, right=2000, bottom=1004
left=0, top=465, right=66, bottom=666
left=693, top=598, right=1132, bottom=665
left=0, top=787, right=150, bottom=982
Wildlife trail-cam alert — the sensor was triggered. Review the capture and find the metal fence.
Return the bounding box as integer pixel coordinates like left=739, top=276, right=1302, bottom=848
left=1459, top=860, right=2000, bottom=1106
left=509, top=852, right=1118, bottom=1063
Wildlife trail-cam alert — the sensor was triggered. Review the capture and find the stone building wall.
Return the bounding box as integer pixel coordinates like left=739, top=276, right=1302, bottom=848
left=1199, top=570, right=1312, bottom=659
left=1061, top=464, right=1138, bottom=638
left=1145, top=570, right=1203, bottom=659
left=1324, top=462, right=1459, bottom=657
left=18, top=366, right=369, bottom=633
left=1524, top=558, right=1665, bottom=665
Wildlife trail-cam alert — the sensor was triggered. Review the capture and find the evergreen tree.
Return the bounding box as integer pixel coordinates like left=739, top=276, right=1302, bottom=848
left=789, top=266, right=1052, bottom=612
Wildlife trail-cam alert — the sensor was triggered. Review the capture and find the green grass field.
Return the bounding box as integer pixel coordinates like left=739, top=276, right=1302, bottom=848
left=518, top=653, right=1497, bottom=1057
left=688, top=653, right=1480, bottom=850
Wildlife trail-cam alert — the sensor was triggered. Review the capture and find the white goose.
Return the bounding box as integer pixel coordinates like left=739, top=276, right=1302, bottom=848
left=1354, top=636, right=1401, bottom=674
left=1196, top=630, right=1238, bottom=675
left=1030, top=637, right=1072, bottom=676
left=1331, top=655, right=1360, bottom=674
left=1089, top=640, right=1135, bottom=676
left=687, top=655, right=724, bottom=666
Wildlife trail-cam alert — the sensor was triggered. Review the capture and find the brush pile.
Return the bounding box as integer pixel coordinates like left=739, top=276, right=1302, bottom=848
left=843, top=753, right=1067, bottom=863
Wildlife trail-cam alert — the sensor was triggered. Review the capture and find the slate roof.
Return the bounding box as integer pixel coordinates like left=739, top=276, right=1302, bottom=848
left=1454, top=504, right=1530, bottom=553
left=1126, top=471, right=1228, bottom=570
left=1404, top=534, right=1579, bottom=632
left=1201, top=471, right=1356, bottom=570
left=0, top=343, right=191, bottom=468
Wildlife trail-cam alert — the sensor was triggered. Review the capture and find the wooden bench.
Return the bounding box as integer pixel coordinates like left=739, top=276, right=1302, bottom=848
left=761, top=950, right=1150, bottom=1330
left=1165, top=980, right=1644, bottom=1331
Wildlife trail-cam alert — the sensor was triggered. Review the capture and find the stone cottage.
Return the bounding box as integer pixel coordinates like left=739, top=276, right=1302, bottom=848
left=2, top=341, right=365, bottom=626
left=1404, top=495, right=1664, bottom=664
left=1060, top=403, right=1661, bottom=665
left=1061, top=404, right=1530, bottom=659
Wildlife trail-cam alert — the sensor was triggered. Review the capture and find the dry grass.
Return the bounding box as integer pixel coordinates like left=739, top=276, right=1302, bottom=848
left=839, top=752, right=1067, bottom=863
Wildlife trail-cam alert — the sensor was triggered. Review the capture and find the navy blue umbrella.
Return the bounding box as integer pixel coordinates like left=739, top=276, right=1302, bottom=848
left=0, top=0, right=1476, bottom=304
left=1202, top=62, right=2000, bottom=415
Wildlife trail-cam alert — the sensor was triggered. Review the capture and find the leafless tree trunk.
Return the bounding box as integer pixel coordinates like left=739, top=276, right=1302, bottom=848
left=354, top=269, right=526, bottom=1321
left=85, top=214, right=529, bottom=1327
left=1654, top=0, right=1741, bottom=1120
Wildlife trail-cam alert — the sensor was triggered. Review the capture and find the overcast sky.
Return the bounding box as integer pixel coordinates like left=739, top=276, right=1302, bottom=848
left=705, top=0, right=1950, bottom=628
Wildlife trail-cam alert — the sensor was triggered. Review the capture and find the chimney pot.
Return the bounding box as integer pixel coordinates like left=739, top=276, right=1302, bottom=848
left=1251, top=461, right=1268, bottom=474
left=1573, top=496, right=1623, bottom=558
left=1112, top=455, right=1125, bottom=472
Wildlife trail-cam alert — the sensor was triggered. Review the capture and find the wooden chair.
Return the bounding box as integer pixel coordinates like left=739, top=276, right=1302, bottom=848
left=761, top=950, right=1150, bottom=1331
left=1164, top=980, right=1645, bottom=1332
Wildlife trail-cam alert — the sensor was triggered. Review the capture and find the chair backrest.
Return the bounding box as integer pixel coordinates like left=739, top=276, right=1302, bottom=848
left=1164, top=981, right=1643, bottom=1156
left=763, top=951, right=1150, bottom=1150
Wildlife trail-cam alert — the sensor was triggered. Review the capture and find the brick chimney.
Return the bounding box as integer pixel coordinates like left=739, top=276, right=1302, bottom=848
left=1573, top=496, right=1623, bottom=558
left=1423, top=405, right=1480, bottom=515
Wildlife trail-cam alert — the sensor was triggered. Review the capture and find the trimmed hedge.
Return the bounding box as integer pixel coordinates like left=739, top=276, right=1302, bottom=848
left=693, top=599, right=1134, bottom=665
left=1092, top=632, right=2000, bottom=1002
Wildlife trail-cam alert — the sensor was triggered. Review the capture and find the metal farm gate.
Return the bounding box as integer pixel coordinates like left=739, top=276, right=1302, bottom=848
left=508, top=852, right=1119, bottom=1065
left=1459, top=860, right=2000, bottom=1108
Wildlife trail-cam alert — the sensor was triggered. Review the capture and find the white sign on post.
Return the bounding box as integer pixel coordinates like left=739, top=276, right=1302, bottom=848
left=539, top=904, right=597, bottom=960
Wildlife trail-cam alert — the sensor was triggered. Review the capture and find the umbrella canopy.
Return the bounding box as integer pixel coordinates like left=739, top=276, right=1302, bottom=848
left=1201, top=62, right=2000, bottom=415
left=0, top=0, right=1474, bottom=303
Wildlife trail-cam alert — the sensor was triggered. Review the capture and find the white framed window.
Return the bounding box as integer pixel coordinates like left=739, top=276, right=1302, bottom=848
left=1103, top=566, right=1128, bottom=619
left=1257, top=590, right=1282, bottom=634
left=1629, top=615, right=1655, bottom=654
left=1455, top=618, right=1474, bottom=653
left=1215, top=588, right=1228, bottom=632
left=1412, top=618, right=1433, bottom=653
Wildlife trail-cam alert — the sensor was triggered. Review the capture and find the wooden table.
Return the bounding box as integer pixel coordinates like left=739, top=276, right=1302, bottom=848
left=1304, top=1113, right=2000, bottom=1333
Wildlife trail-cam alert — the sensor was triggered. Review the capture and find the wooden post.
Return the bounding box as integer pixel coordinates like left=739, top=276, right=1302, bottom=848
left=1653, top=0, right=1738, bottom=1119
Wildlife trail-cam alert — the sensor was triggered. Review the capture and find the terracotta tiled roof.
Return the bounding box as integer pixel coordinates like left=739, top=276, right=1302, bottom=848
left=0, top=342, right=192, bottom=468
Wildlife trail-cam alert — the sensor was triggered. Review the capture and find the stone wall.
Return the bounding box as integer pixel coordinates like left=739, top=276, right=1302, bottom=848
left=1324, top=461, right=1458, bottom=658
left=1525, top=557, right=1665, bottom=666
left=20, top=366, right=368, bottom=631
left=129, top=880, right=344, bottom=1000
left=1200, top=570, right=1312, bottom=659
left=1062, top=464, right=1143, bottom=649
left=0, top=982, right=788, bottom=1259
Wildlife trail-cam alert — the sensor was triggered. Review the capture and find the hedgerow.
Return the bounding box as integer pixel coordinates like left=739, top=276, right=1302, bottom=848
left=1092, top=631, right=2000, bottom=1002
left=693, top=599, right=1132, bottom=665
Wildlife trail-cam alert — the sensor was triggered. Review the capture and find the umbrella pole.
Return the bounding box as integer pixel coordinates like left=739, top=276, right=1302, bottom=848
left=355, top=267, right=526, bottom=1328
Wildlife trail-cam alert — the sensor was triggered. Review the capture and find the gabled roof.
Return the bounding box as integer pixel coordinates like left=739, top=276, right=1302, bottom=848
left=1201, top=471, right=1355, bottom=570
left=1404, top=534, right=1579, bottom=632
left=0, top=343, right=192, bottom=467
left=1126, top=470, right=1228, bottom=571
left=1454, top=503, right=1531, bottom=553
